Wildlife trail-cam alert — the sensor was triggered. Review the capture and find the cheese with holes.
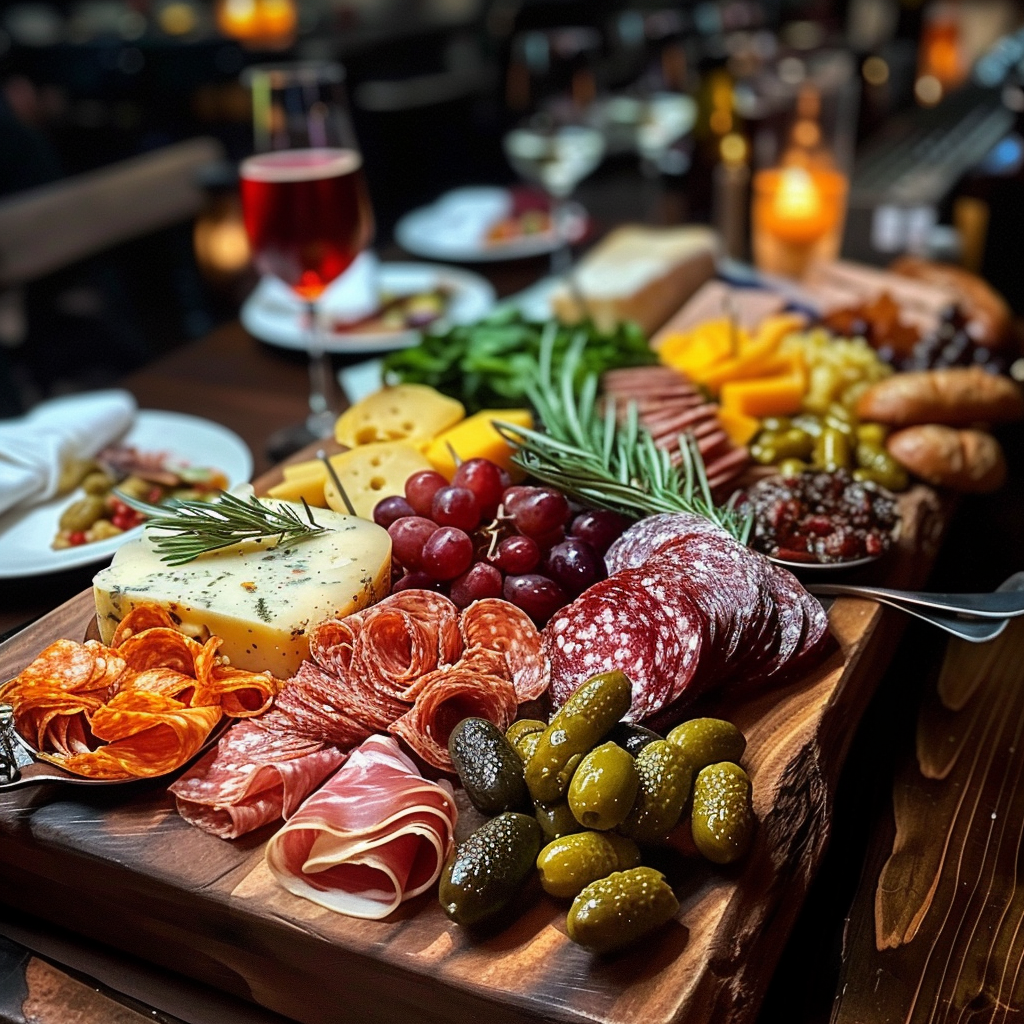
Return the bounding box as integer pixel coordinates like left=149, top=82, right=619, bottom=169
left=334, top=384, right=464, bottom=448
left=93, top=502, right=391, bottom=676
left=323, top=441, right=432, bottom=519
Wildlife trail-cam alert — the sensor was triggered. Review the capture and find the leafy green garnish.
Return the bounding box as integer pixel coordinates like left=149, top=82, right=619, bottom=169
left=382, top=307, right=656, bottom=413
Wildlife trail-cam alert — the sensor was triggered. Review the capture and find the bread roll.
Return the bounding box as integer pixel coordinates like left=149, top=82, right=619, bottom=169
left=886, top=425, right=1006, bottom=492
left=856, top=367, right=1024, bottom=427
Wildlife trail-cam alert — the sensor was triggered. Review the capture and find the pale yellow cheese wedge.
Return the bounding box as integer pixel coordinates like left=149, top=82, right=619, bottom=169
left=93, top=502, right=391, bottom=676
left=334, top=384, right=464, bottom=448
left=323, top=441, right=433, bottom=520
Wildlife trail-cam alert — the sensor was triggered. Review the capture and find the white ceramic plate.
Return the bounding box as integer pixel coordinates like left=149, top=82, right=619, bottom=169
left=241, top=261, right=496, bottom=354
left=394, top=187, right=587, bottom=263
left=0, top=411, right=253, bottom=579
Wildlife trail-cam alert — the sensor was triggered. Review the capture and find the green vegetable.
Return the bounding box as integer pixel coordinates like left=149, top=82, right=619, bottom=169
left=382, top=308, right=656, bottom=415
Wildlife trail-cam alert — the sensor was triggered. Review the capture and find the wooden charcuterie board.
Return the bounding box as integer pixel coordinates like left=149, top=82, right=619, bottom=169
left=0, top=482, right=947, bottom=1024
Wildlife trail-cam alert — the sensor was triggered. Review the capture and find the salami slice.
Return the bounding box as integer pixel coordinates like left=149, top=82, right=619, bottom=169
left=605, top=512, right=731, bottom=574
left=308, top=617, right=361, bottom=678
left=170, top=719, right=347, bottom=839
left=274, top=662, right=375, bottom=747
left=459, top=598, right=551, bottom=701
left=389, top=653, right=517, bottom=772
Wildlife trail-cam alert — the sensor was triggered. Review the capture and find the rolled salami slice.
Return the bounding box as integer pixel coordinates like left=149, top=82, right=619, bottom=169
left=460, top=598, right=551, bottom=702
left=265, top=735, right=457, bottom=920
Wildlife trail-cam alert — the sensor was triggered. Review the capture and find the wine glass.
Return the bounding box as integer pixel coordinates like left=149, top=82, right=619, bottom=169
left=240, top=62, right=374, bottom=444
left=502, top=28, right=606, bottom=275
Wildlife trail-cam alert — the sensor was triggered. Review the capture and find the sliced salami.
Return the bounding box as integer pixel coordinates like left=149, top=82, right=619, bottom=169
left=308, top=617, right=361, bottom=677
left=459, top=598, right=551, bottom=701
left=389, top=655, right=517, bottom=772
left=274, top=662, right=376, bottom=746
left=605, top=512, right=732, bottom=574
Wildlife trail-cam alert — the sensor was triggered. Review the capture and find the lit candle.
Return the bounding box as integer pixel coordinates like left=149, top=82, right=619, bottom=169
left=216, top=0, right=296, bottom=47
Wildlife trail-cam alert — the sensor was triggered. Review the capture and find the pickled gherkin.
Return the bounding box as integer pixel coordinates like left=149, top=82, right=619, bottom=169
left=666, top=719, right=746, bottom=775
left=618, top=740, right=692, bottom=843
left=439, top=812, right=541, bottom=927
left=534, top=799, right=585, bottom=842
left=607, top=722, right=661, bottom=757
left=536, top=831, right=640, bottom=899
left=566, top=867, right=679, bottom=953
left=568, top=742, right=639, bottom=831
left=691, top=762, right=755, bottom=864
left=525, top=671, right=633, bottom=805
left=506, top=719, right=546, bottom=762
left=449, top=718, right=528, bottom=816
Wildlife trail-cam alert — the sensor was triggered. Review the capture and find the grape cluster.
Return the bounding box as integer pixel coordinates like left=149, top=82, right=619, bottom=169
left=373, top=458, right=631, bottom=625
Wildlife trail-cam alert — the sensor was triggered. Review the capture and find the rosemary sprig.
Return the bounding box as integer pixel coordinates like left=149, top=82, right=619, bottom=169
left=116, top=490, right=328, bottom=566
left=494, top=331, right=752, bottom=543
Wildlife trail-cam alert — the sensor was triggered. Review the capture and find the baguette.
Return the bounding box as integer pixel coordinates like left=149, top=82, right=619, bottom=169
left=856, top=367, right=1024, bottom=427
left=886, top=425, right=1006, bottom=492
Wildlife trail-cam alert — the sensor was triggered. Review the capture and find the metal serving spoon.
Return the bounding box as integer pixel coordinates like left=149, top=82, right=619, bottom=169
left=0, top=705, right=231, bottom=790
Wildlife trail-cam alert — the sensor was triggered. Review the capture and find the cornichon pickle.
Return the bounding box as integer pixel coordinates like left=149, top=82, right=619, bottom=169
left=449, top=718, right=528, bottom=815
left=691, top=762, right=755, bottom=865
left=58, top=495, right=107, bottom=532
left=777, top=458, right=808, bottom=477
left=536, top=831, right=641, bottom=898
left=506, top=719, right=546, bottom=762
left=607, top=722, right=662, bottom=757
left=534, top=799, right=585, bottom=841
left=791, top=412, right=824, bottom=437
left=566, top=867, right=679, bottom=953
left=856, top=422, right=888, bottom=446
left=618, top=740, right=692, bottom=843
left=81, top=471, right=115, bottom=495
left=760, top=416, right=791, bottom=433
left=772, top=428, right=814, bottom=460
left=525, top=671, right=633, bottom=804
left=568, top=742, right=639, bottom=831
left=855, top=443, right=909, bottom=491
left=438, top=812, right=542, bottom=927
left=813, top=428, right=851, bottom=471
left=666, top=718, right=746, bottom=774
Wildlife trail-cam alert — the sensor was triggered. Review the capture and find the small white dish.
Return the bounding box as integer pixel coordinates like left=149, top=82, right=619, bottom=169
left=0, top=411, right=253, bottom=579
left=241, top=260, right=496, bottom=353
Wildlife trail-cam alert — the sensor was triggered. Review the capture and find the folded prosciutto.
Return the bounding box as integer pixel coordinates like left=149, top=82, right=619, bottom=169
left=265, top=734, right=457, bottom=920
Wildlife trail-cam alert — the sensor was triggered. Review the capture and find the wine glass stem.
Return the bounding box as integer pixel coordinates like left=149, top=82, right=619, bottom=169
left=306, top=301, right=336, bottom=439
left=549, top=195, right=573, bottom=276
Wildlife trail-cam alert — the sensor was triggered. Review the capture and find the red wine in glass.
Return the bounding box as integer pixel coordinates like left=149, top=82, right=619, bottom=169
left=240, top=148, right=374, bottom=301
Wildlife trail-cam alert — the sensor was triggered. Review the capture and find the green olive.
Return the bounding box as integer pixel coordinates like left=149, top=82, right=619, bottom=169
left=116, top=476, right=153, bottom=499
left=58, top=496, right=107, bottom=532
left=81, top=471, right=115, bottom=496
left=568, top=742, right=639, bottom=831
left=536, top=831, right=641, bottom=899
left=691, top=762, right=755, bottom=865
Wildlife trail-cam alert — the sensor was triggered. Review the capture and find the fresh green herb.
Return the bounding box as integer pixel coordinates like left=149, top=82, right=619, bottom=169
left=116, top=490, right=328, bottom=566
left=494, top=331, right=752, bottom=543
left=382, top=308, right=656, bottom=414
left=254, top=597, right=273, bottom=623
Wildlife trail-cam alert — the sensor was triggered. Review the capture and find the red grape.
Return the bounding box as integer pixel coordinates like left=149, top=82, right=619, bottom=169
left=508, top=488, right=570, bottom=539
left=453, top=458, right=504, bottom=519
left=500, top=485, right=534, bottom=512
left=450, top=562, right=503, bottom=607
left=570, top=509, right=632, bottom=556
left=373, top=495, right=415, bottom=529
left=503, top=573, right=568, bottom=625
left=404, top=470, right=448, bottom=517
left=543, top=538, right=604, bottom=597
left=498, top=467, right=512, bottom=489
left=431, top=486, right=481, bottom=532
left=530, top=525, right=566, bottom=553
left=393, top=571, right=446, bottom=593
left=388, top=516, right=438, bottom=572
left=421, top=526, right=474, bottom=580
left=493, top=534, right=540, bottom=574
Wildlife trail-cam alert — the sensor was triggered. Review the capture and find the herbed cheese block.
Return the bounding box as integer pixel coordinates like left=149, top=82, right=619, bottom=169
left=93, top=505, right=391, bottom=676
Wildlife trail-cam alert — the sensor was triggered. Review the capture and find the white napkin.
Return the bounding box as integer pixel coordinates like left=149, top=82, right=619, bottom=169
left=0, top=389, right=137, bottom=516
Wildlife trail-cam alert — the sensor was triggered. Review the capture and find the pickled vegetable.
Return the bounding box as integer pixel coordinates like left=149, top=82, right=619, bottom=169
left=667, top=719, right=746, bottom=774
left=58, top=496, right=107, bottom=532
left=449, top=718, right=528, bottom=815
left=691, top=762, right=755, bottom=864
left=568, top=742, right=639, bottom=831
left=506, top=719, right=546, bottom=762
left=534, top=800, right=585, bottom=842
left=536, top=831, right=640, bottom=898
left=566, top=867, right=679, bottom=953
left=607, top=722, right=662, bottom=757
left=618, top=740, right=692, bottom=843
left=439, top=812, right=542, bottom=927
left=525, top=671, right=633, bottom=804
left=812, top=428, right=851, bottom=471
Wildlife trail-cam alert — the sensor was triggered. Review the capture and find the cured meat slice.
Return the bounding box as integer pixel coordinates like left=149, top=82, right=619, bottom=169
left=170, top=719, right=347, bottom=839
left=265, top=734, right=457, bottom=919
left=273, top=662, right=375, bottom=748
left=605, top=512, right=731, bottom=574
left=308, top=618, right=361, bottom=678
left=544, top=571, right=703, bottom=722
left=459, top=598, right=551, bottom=701
left=390, top=653, right=517, bottom=772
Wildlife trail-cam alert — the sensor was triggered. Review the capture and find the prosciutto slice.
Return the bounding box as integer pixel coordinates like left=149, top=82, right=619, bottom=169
left=265, top=734, right=457, bottom=919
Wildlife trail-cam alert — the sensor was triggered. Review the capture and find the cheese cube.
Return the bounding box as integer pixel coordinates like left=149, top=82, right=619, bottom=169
left=334, top=384, right=464, bottom=448
left=266, top=472, right=328, bottom=507
left=93, top=503, right=391, bottom=677
left=322, top=441, right=433, bottom=519
left=426, top=408, right=534, bottom=479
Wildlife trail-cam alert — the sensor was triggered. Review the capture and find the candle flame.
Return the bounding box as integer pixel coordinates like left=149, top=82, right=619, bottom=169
left=773, top=166, right=822, bottom=221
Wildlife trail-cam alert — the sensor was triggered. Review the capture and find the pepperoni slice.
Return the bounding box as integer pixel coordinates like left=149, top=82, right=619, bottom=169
left=389, top=654, right=517, bottom=772
left=459, top=598, right=551, bottom=702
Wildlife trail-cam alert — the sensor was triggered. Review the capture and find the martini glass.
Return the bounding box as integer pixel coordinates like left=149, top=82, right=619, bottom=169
left=241, top=62, right=374, bottom=445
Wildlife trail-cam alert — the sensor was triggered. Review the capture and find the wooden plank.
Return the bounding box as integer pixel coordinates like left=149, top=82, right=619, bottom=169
left=831, top=614, right=1024, bottom=1023
left=0, top=138, right=225, bottom=287
left=0, top=487, right=945, bottom=1024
